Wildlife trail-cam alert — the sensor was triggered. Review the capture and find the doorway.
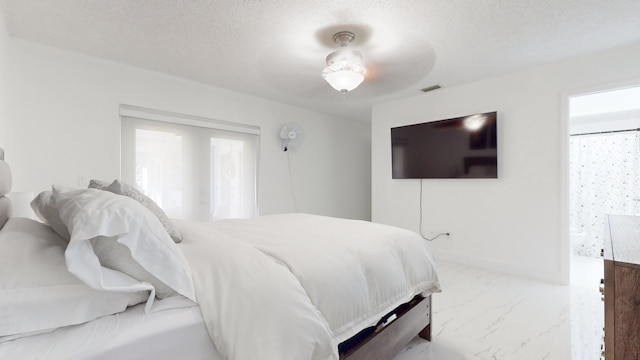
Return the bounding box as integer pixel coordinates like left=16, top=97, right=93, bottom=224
left=567, top=85, right=640, bottom=282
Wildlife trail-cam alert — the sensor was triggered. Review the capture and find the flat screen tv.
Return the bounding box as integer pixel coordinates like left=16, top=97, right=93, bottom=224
left=391, top=111, right=498, bottom=179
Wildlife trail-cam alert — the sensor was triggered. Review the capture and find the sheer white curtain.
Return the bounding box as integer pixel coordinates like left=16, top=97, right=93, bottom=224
left=120, top=106, right=259, bottom=222
left=569, top=130, right=640, bottom=257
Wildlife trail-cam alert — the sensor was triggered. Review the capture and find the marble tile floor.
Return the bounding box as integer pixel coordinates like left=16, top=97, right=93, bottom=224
left=393, top=256, right=604, bottom=360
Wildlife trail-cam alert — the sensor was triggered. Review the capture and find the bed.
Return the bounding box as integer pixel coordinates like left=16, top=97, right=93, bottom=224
left=0, top=148, right=441, bottom=360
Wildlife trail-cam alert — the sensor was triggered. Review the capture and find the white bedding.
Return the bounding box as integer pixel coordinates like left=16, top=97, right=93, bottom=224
left=177, top=213, right=441, bottom=360
left=0, top=302, right=219, bottom=360
left=0, top=212, right=440, bottom=360
left=0, top=217, right=149, bottom=337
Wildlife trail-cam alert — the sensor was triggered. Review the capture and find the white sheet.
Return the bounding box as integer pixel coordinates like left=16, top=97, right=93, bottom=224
left=0, top=303, right=219, bottom=360
left=177, top=213, right=441, bottom=360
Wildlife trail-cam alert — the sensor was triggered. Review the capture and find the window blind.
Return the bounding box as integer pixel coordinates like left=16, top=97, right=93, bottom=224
left=120, top=105, right=259, bottom=221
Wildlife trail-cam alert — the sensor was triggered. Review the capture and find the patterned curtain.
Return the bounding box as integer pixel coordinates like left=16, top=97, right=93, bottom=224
left=569, top=131, right=640, bottom=257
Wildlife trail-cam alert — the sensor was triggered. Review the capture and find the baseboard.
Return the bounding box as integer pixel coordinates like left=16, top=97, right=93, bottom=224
left=432, top=249, right=564, bottom=285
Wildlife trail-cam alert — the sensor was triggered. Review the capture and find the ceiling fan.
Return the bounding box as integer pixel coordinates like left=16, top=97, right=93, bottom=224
left=321, top=31, right=366, bottom=95
left=259, top=25, right=436, bottom=100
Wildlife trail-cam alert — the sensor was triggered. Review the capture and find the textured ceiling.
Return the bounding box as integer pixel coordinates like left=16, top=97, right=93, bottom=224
left=1, top=0, right=640, bottom=121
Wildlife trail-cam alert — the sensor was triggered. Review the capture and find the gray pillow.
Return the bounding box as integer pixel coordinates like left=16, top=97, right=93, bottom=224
left=88, top=179, right=111, bottom=190
left=89, top=179, right=182, bottom=243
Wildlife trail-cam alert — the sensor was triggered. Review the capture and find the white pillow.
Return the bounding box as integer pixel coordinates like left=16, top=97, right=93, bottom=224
left=53, top=187, right=196, bottom=311
left=89, top=236, right=177, bottom=299
left=0, top=217, right=148, bottom=337
left=30, top=190, right=71, bottom=241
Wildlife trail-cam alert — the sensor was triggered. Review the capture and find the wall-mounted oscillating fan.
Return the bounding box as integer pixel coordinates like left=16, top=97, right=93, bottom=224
left=280, top=123, right=304, bottom=151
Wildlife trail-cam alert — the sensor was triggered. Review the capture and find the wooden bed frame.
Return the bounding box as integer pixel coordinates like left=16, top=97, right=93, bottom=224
left=341, top=295, right=431, bottom=360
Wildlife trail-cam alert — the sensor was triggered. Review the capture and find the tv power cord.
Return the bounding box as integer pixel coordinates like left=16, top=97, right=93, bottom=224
left=419, top=178, right=450, bottom=241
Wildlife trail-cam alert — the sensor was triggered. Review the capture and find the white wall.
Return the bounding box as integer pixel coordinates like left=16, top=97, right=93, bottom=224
left=372, top=43, right=640, bottom=284
left=0, top=12, right=7, bottom=147
left=2, top=37, right=371, bottom=220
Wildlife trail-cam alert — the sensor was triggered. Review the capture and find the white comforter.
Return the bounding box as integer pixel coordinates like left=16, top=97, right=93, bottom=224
left=177, top=213, right=441, bottom=360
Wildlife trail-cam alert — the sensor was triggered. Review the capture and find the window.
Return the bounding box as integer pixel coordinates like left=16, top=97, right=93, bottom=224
left=120, top=105, right=259, bottom=221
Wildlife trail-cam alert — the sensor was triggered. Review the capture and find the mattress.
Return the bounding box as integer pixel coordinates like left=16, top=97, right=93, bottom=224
left=0, top=303, right=220, bottom=360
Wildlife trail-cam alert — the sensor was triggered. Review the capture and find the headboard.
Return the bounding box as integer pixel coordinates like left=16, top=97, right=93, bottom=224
left=0, top=148, right=13, bottom=229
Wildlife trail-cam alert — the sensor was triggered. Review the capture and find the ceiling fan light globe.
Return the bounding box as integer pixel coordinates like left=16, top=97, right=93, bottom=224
left=323, top=70, right=364, bottom=92
left=325, top=49, right=363, bottom=67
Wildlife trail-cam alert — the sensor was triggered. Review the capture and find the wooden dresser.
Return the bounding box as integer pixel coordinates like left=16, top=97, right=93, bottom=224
left=602, top=214, right=640, bottom=359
